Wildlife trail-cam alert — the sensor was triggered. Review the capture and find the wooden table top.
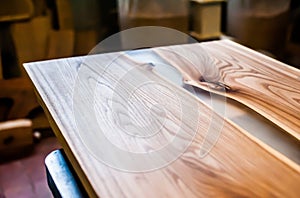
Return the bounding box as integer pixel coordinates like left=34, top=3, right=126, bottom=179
left=24, top=40, right=300, bottom=197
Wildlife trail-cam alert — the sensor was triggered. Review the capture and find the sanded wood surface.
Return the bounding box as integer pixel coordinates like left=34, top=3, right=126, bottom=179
left=155, top=40, right=300, bottom=140
left=24, top=41, right=300, bottom=197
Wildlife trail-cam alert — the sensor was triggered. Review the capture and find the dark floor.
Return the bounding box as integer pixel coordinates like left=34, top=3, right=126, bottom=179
left=0, top=137, right=61, bottom=198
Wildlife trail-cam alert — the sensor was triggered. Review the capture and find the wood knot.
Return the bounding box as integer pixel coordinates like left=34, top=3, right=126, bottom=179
left=199, top=77, right=231, bottom=92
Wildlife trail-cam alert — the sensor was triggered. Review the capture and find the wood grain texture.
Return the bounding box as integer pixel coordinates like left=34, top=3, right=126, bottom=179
left=154, top=40, right=300, bottom=140
left=24, top=41, right=300, bottom=197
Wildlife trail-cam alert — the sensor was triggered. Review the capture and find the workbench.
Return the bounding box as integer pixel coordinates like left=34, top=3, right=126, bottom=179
left=25, top=40, right=300, bottom=197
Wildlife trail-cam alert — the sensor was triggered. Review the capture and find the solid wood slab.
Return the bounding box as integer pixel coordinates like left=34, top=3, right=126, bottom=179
left=154, top=40, right=300, bottom=140
left=24, top=46, right=300, bottom=197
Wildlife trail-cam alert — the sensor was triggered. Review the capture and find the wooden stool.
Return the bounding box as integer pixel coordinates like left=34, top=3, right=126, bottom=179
left=0, top=119, right=33, bottom=162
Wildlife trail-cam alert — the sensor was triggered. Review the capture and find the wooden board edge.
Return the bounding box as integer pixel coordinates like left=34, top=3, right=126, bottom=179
left=45, top=111, right=98, bottom=198
left=185, top=79, right=300, bottom=141
left=150, top=67, right=300, bottom=173
left=128, top=52, right=300, bottom=172
left=203, top=40, right=300, bottom=141
left=229, top=94, right=300, bottom=141
left=23, top=64, right=98, bottom=197
left=154, top=43, right=300, bottom=141
left=226, top=118, right=300, bottom=173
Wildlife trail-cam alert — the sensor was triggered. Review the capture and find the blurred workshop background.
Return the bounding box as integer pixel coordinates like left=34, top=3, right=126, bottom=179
left=0, top=0, right=299, bottom=197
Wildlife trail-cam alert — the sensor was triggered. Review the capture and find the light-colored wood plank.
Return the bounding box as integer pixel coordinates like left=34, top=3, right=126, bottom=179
left=154, top=40, right=300, bottom=140
left=24, top=45, right=300, bottom=197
